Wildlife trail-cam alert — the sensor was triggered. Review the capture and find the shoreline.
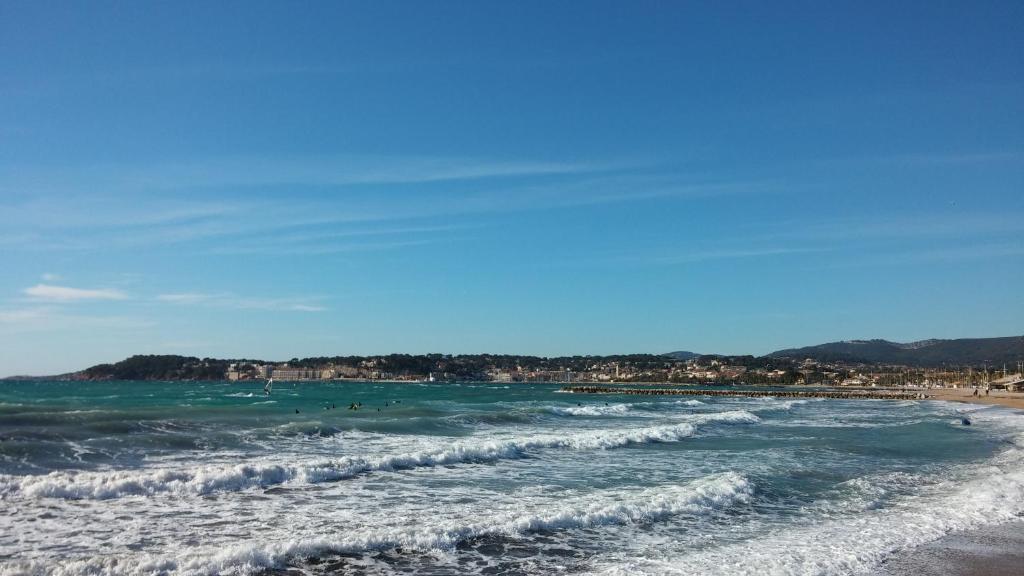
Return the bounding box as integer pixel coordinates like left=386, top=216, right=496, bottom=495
left=927, top=388, right=1024, bottom=410
left=877, top=520, right=1024, bottom=576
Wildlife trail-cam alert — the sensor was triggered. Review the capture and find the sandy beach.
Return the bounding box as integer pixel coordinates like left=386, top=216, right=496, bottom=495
left=928, top=388, right=1024, bottom=410
left=877, top=520, right=1024, bottom=576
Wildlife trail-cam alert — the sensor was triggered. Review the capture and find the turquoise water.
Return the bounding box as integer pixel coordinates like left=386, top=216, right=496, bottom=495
left=1, top=380, right=1023, bottom=575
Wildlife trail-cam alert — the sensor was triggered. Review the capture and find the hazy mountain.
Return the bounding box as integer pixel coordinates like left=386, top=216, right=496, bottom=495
left=767, top=336, right=1024, bottom=367
left=663, top=351, right=701, bottom=361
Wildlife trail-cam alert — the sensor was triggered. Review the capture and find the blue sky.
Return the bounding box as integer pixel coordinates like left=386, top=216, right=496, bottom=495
left=1, top=1, right=1022, bottom=376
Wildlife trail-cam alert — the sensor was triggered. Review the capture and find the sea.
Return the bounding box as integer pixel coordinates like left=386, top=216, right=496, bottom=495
left=1, top=380, right=1023, bottom=576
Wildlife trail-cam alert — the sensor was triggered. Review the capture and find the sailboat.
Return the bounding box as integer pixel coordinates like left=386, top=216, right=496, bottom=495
left=264, top=378, right=274, bottom=395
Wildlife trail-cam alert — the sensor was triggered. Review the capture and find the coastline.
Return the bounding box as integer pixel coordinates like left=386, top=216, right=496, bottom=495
left=927, top=388, right=1024, bottom=410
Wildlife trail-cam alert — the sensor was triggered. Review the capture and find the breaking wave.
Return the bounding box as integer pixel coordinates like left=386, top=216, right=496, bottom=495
left=599, top=418, right=1024, bottom=576
left=13, top=473, right=752, bottom=576
left=0, top=412, right=757, bottom=501
left=549, top=403, right=632, bottom=416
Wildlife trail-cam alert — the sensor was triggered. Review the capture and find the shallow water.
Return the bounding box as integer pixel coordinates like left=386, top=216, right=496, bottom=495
left=1, top=380, right=1022, bottom=575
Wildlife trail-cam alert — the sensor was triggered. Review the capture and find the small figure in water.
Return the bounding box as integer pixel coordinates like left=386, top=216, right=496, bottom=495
left=961, top=418, right=971, bottom=426
left=295, top=409, right=300, bottom=414
left=332, top=403, right=336, bottom=409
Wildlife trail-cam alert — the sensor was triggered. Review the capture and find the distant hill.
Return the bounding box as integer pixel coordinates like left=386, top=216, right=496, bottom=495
left=767, top=336, right=1024, bottom=367
left=663, top=350, right=701, bottom=361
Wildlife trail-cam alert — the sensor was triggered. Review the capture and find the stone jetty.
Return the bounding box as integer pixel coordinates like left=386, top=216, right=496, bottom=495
left=560, top=386, right=928, bottom=401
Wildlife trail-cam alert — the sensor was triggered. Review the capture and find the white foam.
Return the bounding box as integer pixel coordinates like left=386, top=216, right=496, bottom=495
left=549, top=403, right=632, bottom=416
left=14, top=473, right=752, bottom=576
left=687, top=410, right=761, bottom=425
left=2, top=416, right=755, bottom=500
left=597, top=424, right=1024, bottom=576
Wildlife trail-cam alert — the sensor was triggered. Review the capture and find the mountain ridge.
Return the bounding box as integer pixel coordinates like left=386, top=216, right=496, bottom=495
left=766, top=336, right=1024, bottom=367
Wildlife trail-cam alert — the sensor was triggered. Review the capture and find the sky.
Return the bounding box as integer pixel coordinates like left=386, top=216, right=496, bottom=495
left=1, top=1, right=1022, bottom=376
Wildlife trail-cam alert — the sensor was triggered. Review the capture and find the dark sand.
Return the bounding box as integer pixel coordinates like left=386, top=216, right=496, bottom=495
left=877, top=520, right=1024, bottom=576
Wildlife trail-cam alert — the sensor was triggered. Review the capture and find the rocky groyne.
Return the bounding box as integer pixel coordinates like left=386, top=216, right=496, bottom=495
left=560, top=386, right=928, bottom=400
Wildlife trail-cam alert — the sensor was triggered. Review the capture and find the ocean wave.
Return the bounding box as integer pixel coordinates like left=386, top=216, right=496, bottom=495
left=687, top=410, right=761, bottom=425
left=549, top=403, right=632, bottom=416
left=597, top=433, right=1024, bottom=576
left=14, top=473, right=752, bottom=576
left=0, top=414, right=764, bottom=501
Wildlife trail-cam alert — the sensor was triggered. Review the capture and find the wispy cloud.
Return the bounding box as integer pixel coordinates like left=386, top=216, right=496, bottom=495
left=210, top=224, right=472, bottom=256
left=819, top=242, right=1024, bottom=269
left=40, top=272, right=61, bottom=281
left=1, top=165, right=757, bottom=255
left=0, top=154, right=595, bottom=196
left=0, top=307, right=54, bottom=324
left=871, top=149, right=1024, bottom=166
left=647, top=246, right=828, bottom=265
left=156, top=292, right=326, bottom=312
left=0, top=306, right=154, bottom=333
left=585, top=246, right=828, bottom=268
left=23, top=284, right=128, bottom=302
left=775, top=212, right=1024, bottom=242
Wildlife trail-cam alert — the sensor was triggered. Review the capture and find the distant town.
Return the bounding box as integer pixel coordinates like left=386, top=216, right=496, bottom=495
left=6, top=336, right=1017, bottom=390
left=30, top=334, right=1020, bottom=393
left=219, top=355, right=1024, bottom=391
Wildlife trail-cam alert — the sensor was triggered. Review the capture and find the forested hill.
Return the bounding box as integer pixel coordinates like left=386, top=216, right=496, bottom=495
left=767, top=336, right=1024, bottom=367
left=70, top=353, right=678, bottom=381
left=78, top=355, right=248, bottom=381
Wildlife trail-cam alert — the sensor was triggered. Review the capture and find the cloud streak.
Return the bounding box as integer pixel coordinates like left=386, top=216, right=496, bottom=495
left=23, top=284, right=128, bottom=302
left=156, top=292, right=327, bottom=312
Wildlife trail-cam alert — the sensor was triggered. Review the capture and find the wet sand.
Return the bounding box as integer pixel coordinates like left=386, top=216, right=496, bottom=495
left=928, top=388, right=1024, bottom=410
left=877, top=520, right=1024, bottom=576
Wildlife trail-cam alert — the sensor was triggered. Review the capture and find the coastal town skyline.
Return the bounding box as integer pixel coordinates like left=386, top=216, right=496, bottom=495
left=3, top=2, right=1023, bottom=377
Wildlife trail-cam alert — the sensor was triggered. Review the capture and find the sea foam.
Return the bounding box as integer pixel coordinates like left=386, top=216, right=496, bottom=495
left=598, top=412, right=1024, bottom=576
left=549, top=403, right=632, bottom=416
left=0, top=411, right=758, bottom=501
left=14, top=473, right=753, bottom=576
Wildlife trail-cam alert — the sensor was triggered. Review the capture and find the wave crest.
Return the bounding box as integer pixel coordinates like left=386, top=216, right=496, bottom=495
left=1, top=414, right=759, bottom=501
